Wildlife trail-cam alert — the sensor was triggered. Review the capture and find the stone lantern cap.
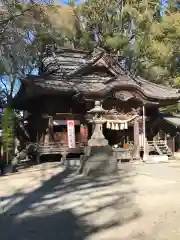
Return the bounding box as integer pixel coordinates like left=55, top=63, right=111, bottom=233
left=87, top=101, right=107, bottom=114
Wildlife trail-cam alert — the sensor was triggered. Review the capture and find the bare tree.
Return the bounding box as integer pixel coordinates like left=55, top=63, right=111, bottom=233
left=0, top=1, right=55, bottom=102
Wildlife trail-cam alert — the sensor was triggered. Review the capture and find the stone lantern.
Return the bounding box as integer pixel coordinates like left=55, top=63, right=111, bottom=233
left=80, top=101, right=118, bottom=177
left=88, top=101, right=108, bottom=147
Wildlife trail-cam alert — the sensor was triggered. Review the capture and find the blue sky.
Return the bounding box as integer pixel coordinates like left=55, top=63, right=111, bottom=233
left=161, top=0, right=167, bottom=8
left=161, top=0, right=167, bottom=14
left=57, top=0, right=83, bottom=4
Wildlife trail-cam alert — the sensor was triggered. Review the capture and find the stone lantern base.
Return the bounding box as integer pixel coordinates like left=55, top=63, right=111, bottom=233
left=80, top=145, right=118, bottom=177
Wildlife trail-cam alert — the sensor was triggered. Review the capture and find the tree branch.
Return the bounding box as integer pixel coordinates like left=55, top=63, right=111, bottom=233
left=0, top=76, right=9, bottom=96
left=0, top=4, right=36, bottom=27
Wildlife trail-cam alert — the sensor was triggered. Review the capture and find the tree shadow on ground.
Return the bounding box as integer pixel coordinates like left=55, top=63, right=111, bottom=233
left=0, top=164, right=141, bottom=240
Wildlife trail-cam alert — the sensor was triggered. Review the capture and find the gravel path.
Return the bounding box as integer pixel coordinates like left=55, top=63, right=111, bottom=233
left=0, top=162, right=180, bottom=240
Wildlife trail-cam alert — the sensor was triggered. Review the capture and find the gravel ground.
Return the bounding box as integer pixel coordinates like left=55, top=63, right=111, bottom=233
left=1, top=161, right=180, bottom=240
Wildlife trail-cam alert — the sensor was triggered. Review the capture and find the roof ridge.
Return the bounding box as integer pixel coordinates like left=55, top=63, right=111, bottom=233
left=66, top=51, right=105, bottom=77
left=44, top=45, right=91, bottom=58
left=137, top=76, right=178, bottom=92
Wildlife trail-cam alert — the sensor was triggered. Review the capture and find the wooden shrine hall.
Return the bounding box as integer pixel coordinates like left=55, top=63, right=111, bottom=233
left=12, top=46, right=180, bottom=160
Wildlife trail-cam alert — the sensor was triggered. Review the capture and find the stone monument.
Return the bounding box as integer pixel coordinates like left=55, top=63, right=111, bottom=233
left=80, top=101, right=118, bottom=176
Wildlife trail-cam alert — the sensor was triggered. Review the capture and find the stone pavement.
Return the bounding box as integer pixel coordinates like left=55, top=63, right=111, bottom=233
left=1, top=162, right=180, bottom=239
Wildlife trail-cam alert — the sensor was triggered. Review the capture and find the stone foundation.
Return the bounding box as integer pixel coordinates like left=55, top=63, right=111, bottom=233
left=80, top=145, right=118, bottom=177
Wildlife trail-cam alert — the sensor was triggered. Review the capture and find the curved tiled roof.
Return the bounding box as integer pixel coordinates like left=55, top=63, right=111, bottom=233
left=12, top=48, right=180, bottom=109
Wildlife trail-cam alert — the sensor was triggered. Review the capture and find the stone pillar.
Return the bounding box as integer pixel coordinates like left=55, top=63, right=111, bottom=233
left=133, top=117, right=140, bottom=159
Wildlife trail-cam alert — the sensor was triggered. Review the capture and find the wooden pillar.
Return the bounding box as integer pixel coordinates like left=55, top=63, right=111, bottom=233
left=133, top=117, right=140, bottom=159
left=172, top=136, right=175, bottom=154
left=36, top=132, right=40, bottom=164
left=165, top=133, right=167, bottom=145
left=80, top=124, right=84, bottom=143
left=80, top=124, right=88, bottom=143
left=48, top=116, right=54, bottom=141
left=142, top=105, right=149, bottom=161
left=85, top=100, right=94, bottom=139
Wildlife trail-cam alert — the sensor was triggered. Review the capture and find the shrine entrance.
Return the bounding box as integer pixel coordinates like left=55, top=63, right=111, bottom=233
left=103, top=126, right=134, bottom=147
left=98, top=109, right=140, bottom=160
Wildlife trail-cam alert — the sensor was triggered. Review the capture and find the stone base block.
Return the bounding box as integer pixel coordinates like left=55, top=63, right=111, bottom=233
left=80, top=145, right=118, bottom=177
left=150, top=155, right=169, bottom=163
left=65, top=158, right=81, bottom=168
left=174, top=152, right=180, bottom=160
left=145, top=155, right=169, bottom=163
